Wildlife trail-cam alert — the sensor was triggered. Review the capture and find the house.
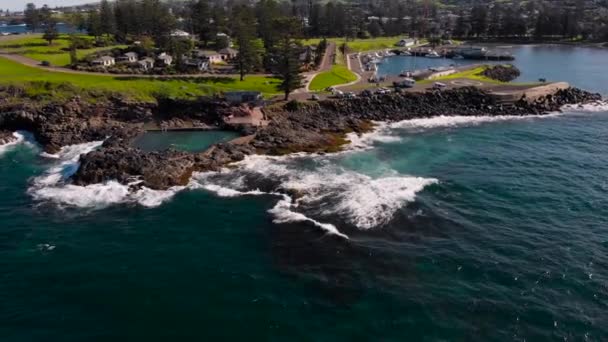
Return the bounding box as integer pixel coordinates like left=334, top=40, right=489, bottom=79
left=91, top=56, right=115, bottom=67
left=137, top=57, right=155, bottom=70
left=170, top=29, right=191, bottom=38
left=224, top=91, right=262, bottom=104
left=156, top=53, right=173, bottom=66
left=196, top=50, right=223, bottom=64
left=219, top=47, right=238, bottom=60
left=184, top=58, right=209, bottom=71
left=117, top=52, right=138, bottom=63
left=396, top=38, right=416, bottom=47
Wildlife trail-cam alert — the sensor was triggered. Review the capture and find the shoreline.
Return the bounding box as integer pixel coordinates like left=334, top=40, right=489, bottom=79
left=0, top=83, right=602, bottom=191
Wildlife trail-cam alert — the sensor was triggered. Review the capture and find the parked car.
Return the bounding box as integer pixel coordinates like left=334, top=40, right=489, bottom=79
left=432, top=82, right=447, bottom=90
left=345, top=92, right=357, bottom=99
left=326, top=86, right=336, bottom=92
left=310, top=94, right=320, bottom=101
left=40, top=61, right=51, bottom=67
left=333, top=90, right=344, bottom=97
left=394, top=78, right=416, bottom=88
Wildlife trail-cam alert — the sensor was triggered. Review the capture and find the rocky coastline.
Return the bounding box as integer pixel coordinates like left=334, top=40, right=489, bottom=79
left=0, top=86, right=601, bottom=190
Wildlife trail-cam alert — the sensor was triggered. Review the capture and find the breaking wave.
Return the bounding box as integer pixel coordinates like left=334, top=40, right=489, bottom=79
left=28, top=140, right=183, bottom=208
left=0, top=131, right=33, bottom=156
left=191, top=154, right=437, bottom=237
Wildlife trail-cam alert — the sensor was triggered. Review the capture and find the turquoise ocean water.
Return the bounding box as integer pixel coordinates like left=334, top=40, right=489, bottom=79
left=1, top=46, right=608, bottom=340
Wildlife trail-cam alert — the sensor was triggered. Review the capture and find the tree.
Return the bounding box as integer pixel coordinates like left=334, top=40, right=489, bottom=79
left=86, top=10, right=102, bottom=40
left=24, top=3, right=39, bottom=33
left=233, top=5, right=264, bottom=80
left=99, top=0, right=116, bottom=38
left=190, top=0, right=213, bottom=46
left=273, top=17, right=304, bottom=100
left=40, top=5, right=58, bottom=45
left=470, top=4, right=488, bottom=37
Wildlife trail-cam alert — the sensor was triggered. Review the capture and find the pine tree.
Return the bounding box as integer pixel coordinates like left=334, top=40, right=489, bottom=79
left=273, top=17, right=304, bottom=100
left=99, top=0, right=116, bottom=38
left=24, top=3, right=39, bottom=33
left=40, top=5, right=58, bottom=45
left=233, top=5, right=264, bottom=81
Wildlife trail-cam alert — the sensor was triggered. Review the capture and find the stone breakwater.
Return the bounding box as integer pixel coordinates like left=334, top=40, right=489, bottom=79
left=480, top=65, right=521, bottom=82
left=0, top=86, right=601, bottom=190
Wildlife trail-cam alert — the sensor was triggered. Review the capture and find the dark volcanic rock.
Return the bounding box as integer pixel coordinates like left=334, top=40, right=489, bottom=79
left=72, top=146, right=196, bottom=190
left=481, top=65, right=521, bottom=82
left=72, top=139, right=256, bottom=190
left=252, top=87, right=602, bottom=154
left=0, top=97, right=151, bottom=152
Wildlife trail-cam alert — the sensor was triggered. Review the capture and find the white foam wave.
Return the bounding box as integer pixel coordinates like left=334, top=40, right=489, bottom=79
left=191, top=173, right=348, bottom=238
left=389, top=113, right=565, bottom=130
left=0, top=131, right=31, bottom=155
left=561, top=101, right=608, bottom=113
left=28, top=140, right=182, bottom=209
left=194, top=155, right=437, bottom=231
left=268, top=194, right=349, bottom=239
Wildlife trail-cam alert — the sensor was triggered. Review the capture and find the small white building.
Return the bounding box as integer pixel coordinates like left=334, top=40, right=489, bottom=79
left=138, top=57, right=155, bottom=70
left=219, top=48, right=238, bottom=60
left=396, top=38, right=416, bottom=47
left=170, top=29, right=191, bottom=38
left=91, top=56, right=115, bottom=67
left=117, top=52, right=138, bottom=63
left=184, top=58, right=209, bottom=71
left=197, top=50, right=223, bottom=64
left=156, top=53, right=173, bottom=66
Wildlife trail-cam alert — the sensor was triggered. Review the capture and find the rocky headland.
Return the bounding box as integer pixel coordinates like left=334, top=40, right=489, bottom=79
left=0, top=85, right=601, bottom=190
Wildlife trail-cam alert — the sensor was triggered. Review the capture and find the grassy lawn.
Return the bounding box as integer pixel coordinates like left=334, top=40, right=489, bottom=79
left=0, top=34, right=127, bottom=66
left=309, top=64, right=358, bottom=91
left=302, top=36, right=422, bottom=53
left=0, top=56, right=281, bottom=102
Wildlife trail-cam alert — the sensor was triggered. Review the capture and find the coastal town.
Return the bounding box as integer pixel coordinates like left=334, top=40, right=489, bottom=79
left=2, top=1, right=608, bottom=340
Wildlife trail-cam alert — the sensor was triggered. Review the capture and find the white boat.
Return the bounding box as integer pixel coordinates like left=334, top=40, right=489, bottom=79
left=425, top=51, right=441, bottom=58
left=401, top=51, right=412, bottom=56
left=453, top=54, right=464, bottom=60
left=371, top=58, right=383, bottom=64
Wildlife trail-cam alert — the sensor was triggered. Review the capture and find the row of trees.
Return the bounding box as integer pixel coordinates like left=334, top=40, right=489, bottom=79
left=454, top=0, right=607, bottom=40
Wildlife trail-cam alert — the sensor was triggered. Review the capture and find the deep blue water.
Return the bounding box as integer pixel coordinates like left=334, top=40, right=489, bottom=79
left=1, top=46, right=608, bottom=340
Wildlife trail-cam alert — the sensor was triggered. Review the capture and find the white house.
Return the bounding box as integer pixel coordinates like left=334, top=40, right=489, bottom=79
left=170, top=29, right=191, bottom=38
left=156, top=53, right=173, bottom=66
left=91, top=56, right=115, bottom=67
left=138, top=57, right=155, bottom=70
left=219, top=48, right=238, bottom=60
left=184, top=58, right=209, bottom=71
left=396, top=38, right=416, bottom=47
left=197, top=50, right=224, bottom=64
left=117, top=52, right=138, bottom=63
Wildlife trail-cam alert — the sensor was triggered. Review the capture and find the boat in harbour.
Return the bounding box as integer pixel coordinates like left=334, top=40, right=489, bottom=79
left=425, top=50, right=441, bottom=58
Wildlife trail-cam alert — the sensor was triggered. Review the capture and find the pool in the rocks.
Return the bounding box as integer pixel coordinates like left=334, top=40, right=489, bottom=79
left=132, top=130, right=241, bottom=152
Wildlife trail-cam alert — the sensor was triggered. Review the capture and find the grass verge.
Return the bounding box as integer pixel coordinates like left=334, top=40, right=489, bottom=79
left=0, top=56, right=281, bottom=102
left=0, top=34, right=127, bottom=66
left=309, top=64, right=358, bottom=91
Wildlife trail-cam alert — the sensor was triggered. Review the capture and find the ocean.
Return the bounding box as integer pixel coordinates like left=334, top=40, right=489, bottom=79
left=1, top=45, right=608, bottom=340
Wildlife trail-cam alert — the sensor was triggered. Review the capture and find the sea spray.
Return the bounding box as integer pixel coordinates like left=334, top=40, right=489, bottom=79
left=28, top=140, right=184, bottom=208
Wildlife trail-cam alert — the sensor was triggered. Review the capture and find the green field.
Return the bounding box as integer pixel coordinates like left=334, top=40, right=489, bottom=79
left=309, top=64, right=358, bottom=91
left=0, top=56, right=281, bottom=101
left=302, top=36, right=412, bottom=52
left=0, top=34, right=126, bottom=66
